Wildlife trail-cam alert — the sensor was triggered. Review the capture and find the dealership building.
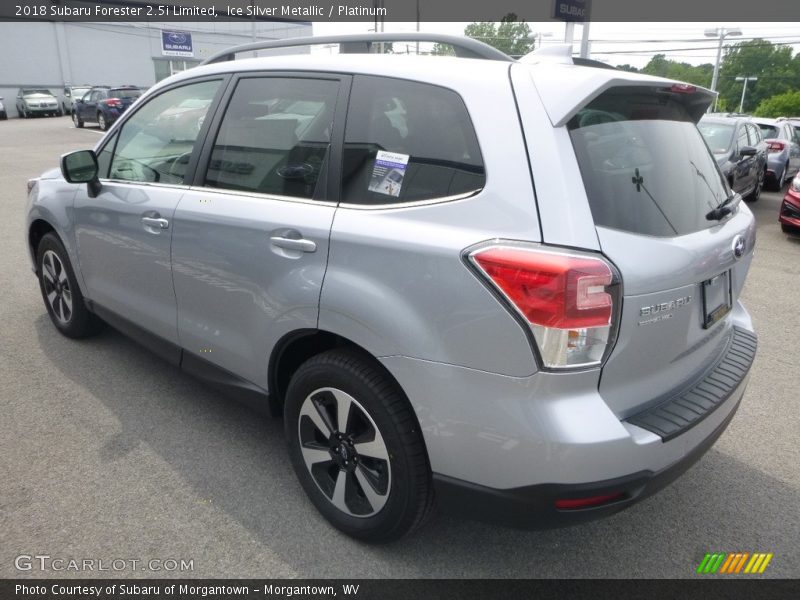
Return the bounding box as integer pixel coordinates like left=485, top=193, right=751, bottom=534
left=0, top=18, right=311, bottom=118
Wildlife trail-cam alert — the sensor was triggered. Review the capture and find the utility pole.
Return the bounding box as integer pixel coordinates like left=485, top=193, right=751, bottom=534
left=736, top=76, right=758, bottom=113
left=704, top=27, right=742, bottom=112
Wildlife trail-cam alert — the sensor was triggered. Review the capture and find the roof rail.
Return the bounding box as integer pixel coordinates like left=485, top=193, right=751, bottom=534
left=200, top=33, right=514, bottom=65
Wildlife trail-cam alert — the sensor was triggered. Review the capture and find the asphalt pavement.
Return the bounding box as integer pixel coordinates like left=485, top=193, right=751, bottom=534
left=1, top=116, right=798, bottom=578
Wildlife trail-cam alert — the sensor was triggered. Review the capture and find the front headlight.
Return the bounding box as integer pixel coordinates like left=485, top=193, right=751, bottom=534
left=792, top=175, right=800, bottom=192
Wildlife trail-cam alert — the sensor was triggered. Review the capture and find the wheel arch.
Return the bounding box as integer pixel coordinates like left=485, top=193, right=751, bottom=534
left=268, top=329, right=412, bottom=422
left=28, top=218, right=58, bottom=273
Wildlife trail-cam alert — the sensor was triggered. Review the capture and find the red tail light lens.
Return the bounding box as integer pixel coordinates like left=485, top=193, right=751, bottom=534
left=103, top=98, right=122, bottom=108
left=767, top=141, right=785, bottom=153
left=471, top=248, right=612, bottom=329
left=469, top=244, right=618, bottom=369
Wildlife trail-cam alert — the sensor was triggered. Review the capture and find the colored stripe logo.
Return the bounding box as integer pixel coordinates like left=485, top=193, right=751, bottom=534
left=697, top=552, right=773, bottom=574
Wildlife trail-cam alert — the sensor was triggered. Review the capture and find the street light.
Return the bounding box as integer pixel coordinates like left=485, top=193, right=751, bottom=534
left=705, top=27, right=742, bottom=111
left=527, top=32, right=553, bottom=51
left=735, top=76, right=758, bottom=113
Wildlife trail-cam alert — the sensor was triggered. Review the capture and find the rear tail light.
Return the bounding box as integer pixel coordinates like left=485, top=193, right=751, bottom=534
left=103, top=98, right=122, bottom=108
left=469, top=243, right=619, bottom=369
left=767, top=141, right=786, bottom=153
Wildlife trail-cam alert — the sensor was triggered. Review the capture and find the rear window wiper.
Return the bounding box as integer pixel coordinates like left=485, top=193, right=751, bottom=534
left=706, top=194, right=738, bottom=221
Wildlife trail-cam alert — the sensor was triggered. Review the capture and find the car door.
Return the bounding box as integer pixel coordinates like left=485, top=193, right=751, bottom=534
left=72, top=78, right=224, bottom=357
left=81, top=90, right=101, bottom=121
left=733, top=124, right=753, bottom=193
left=170, top=73, right=347, bottom=389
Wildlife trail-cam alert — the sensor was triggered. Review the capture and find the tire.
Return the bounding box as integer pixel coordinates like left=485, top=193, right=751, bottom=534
left=36, top=233, right=103, bottom=338
left=285, top=348, right=433, bottom=542
left=73, top=111, right=84, bottom=128
left=745, top=169, right=763, bottom=202
left=769, top=164, right=787, bottom=191
left=97, top=112, right=108, bottom=131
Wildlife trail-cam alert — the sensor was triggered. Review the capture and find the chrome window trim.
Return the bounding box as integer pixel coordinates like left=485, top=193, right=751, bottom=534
left=338, top=189, right=481, bottom=210
left=187, top=185, right=337, bottom=208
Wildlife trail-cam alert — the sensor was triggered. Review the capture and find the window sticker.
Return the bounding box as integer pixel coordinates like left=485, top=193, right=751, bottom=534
left=368, top=151, right=409, bottom=197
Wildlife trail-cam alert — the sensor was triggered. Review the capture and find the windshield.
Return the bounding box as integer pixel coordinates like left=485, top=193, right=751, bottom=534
left=72, top=88, right=91, bottom=97
left=23, top=89, right=52, bottom=96
left=110, top=89, right=142, bottom=100
left=697, top=121, right=735, bottom=154
left=569, top=89, right=730, bottom=237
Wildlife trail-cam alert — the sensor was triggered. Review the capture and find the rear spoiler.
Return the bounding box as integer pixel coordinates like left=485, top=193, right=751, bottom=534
left=519, top=46, right=715, bottom=127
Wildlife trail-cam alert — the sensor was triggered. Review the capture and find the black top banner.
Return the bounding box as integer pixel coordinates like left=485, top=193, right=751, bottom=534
left=1, top=0, right=799, bottom=22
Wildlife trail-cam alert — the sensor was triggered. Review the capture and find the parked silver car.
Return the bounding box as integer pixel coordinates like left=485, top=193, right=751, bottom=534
left=16, top=88, right=61, bottom=118
left=751, top=117, right=800, bottom=190
left=24, top=34, right=758, bottom=542
left=61, top=84, right=92, bottom=114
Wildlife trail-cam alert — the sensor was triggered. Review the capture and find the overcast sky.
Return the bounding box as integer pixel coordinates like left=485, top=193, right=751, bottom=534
left=313, top=21, right=800, bottom=68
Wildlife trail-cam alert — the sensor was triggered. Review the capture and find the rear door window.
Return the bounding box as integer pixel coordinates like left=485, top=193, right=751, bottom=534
left=341, top=75, right=485, bottom=205
left=568, top=88, right=730, bottom=237
left=203, top=77, right=338, bottom=200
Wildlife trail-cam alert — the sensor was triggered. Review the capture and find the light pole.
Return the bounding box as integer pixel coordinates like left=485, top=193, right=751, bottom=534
left=735, top=76, right=758, bottom=113
left=528, top=31, right=553, bottom=51
left=704, top=27, right=742, bottom=112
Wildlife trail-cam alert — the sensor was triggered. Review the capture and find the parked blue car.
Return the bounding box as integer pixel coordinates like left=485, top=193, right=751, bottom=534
left=751, top=117, right=800, bottom=191
left=72, top=86, right=143, bottom=131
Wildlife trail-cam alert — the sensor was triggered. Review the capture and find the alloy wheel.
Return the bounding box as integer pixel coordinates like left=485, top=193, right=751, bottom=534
left=297, top=387, right=391, bottom=517
left=41, top=250, right=73, bottom=325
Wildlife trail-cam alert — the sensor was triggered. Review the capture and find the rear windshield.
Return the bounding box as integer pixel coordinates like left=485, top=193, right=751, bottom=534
left=757, top=124, right=779, bottom=139
left=110, top=89, right=142, bottom=99
left=697, top=121, right=734, bottom=154
left=568, top=89, right=728, bottom=237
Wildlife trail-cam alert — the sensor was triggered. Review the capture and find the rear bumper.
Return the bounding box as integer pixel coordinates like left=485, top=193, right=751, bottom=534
left=381, top=308, right=756, bottom=527
left=433, top=392, right=742, bottom=529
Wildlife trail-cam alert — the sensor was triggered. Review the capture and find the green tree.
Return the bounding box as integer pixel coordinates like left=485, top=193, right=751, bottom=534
left=452, top=14, right=533, bottom=58
left=717, top=39, right=799, bottom=113
left=754, top=90, right=800, bottom=117
left=639, top=54, right=713, bottom=88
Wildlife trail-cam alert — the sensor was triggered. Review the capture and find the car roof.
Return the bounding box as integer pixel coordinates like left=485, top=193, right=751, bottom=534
left=154, top=52, right=713, bottom=129
left=700, top=116, right=747, bottom=125
left=750, top=117, right=779, bottom=125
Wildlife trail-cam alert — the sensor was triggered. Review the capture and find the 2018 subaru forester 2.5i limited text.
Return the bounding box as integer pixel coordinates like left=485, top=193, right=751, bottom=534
left=25, top=34, right=757, bottom=542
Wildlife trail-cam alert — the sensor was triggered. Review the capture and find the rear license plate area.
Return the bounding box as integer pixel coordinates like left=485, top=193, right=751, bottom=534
left=702, top=270, right=732, bottom=328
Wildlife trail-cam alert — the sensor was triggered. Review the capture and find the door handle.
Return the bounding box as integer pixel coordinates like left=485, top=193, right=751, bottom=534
left=269, top=236, right=316, bottom=253
left=142, top=217, right=169, bottom=230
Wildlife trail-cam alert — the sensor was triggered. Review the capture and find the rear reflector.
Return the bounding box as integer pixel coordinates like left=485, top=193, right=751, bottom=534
left=469, top=244, right=617, bottom=369
left=555, top=492, right=625, bottom=510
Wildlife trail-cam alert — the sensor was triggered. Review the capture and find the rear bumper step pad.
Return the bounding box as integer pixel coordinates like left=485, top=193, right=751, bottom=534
left=625, top=327, right=757, bottom=441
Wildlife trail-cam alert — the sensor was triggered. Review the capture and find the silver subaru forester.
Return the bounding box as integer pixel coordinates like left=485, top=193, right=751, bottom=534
left=25, top=34, right=757, bottom=542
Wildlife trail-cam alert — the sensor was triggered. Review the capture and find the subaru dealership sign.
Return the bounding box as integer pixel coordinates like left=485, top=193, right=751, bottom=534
left=553, top=0, right=591, bottom=22
left=161, top=30, right=193, bottom=57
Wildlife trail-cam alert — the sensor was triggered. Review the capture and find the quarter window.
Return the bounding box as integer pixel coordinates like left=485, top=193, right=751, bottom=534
left=203, top=77, right=339, bottom=200
left=341, top=75, right=485, bottom=205
left=108, top=80, right=220, bottom=185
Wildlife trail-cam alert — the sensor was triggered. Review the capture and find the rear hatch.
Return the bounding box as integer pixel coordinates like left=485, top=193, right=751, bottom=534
left=521, top=64, right=756, bottom=418
left=110, top=88, right=142, bottom=111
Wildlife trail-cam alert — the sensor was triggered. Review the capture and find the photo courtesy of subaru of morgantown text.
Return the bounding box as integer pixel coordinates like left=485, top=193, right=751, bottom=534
left=24, top=31, right=760, bottom=542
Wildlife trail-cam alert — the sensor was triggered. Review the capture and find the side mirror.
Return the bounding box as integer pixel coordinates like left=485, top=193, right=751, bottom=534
left=739, top=145, right=757, bottom=157
left=61, top=150, right=101, bottom=197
